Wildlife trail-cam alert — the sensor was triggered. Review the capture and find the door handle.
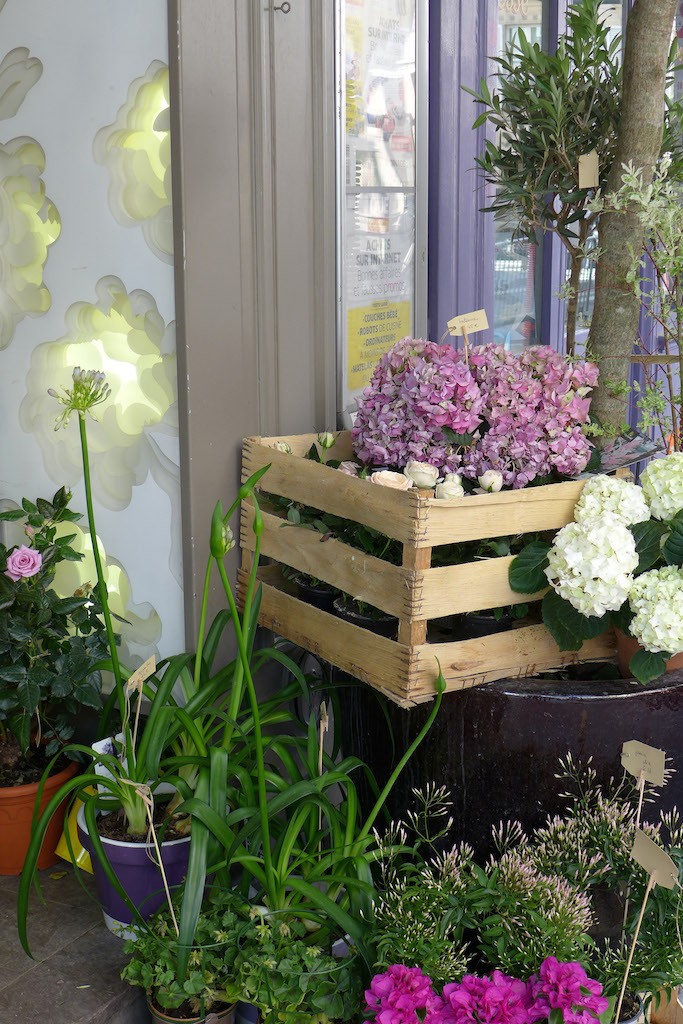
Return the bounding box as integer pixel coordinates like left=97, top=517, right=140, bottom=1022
left=274, top=1, right=291, bottom=11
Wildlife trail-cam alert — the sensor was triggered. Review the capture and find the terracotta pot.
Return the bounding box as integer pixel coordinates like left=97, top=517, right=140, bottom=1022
left=147, top=999, right=236, bottom=1024
left=615, top=628, right=683, bottom=679
left=0, top=759, right=78, bottom=875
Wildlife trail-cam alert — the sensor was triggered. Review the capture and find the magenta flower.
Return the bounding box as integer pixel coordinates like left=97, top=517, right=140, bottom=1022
left=365, top=965, right=446, bottom=1024
left=5, top=545, right=43, bottom=581
left=529, top=957, right=609, bottom=1024
left=442, top=971, right=533, bottom=1024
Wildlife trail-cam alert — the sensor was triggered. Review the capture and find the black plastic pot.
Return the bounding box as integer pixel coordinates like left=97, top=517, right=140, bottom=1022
left=450, top=611, right=514, bottom=641
left=294, top=574, right=338, bottom=614
left=340, top=668, right=683, bottom=860
left=333, top=597, right=398, bottom=640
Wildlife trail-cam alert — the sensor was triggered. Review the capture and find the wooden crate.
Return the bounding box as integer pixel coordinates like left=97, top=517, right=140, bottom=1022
left=239, top=433, right=615, bottom=706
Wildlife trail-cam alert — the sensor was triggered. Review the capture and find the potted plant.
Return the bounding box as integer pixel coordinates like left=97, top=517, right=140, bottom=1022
left=0, top=485, right=110, bottom=874
left=509, top=462, right=683, bottom=682
left=122, top=887, right=245, bottom=1024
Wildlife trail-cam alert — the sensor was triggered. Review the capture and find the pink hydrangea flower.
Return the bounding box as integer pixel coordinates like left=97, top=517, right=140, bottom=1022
left=352, top=339, right=597, bottom=488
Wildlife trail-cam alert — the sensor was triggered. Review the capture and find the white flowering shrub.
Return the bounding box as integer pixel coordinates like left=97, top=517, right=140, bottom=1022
left=640, top=454, right=683, bottom=521
left=574, top=475, right=650, bottom=527
left=545, top=515, right=638, bottom=618
left=629, top=567, right=683, bottom=655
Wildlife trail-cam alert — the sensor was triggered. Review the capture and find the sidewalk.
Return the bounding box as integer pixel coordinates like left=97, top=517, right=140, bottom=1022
left=0, top=867, right=148, bottom=1024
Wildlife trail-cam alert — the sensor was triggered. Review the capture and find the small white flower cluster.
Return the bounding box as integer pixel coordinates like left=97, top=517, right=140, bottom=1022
left=640, top=452, right=683, bottom=520
left=574, top=475, right=650, bottom=527
left=629, top=566, right=683, bottom=655
left=546, top=515, right=639, bottom=617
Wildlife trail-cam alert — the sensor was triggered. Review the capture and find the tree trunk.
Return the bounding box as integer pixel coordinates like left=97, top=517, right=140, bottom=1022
left=587, top=0, right=677, bottom=433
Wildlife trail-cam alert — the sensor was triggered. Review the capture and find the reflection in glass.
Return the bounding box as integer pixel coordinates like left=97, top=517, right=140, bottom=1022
left=492, top=0, right=542, bottom=349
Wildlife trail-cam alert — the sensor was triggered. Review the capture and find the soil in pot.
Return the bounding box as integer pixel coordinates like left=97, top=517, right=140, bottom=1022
left=333, top=597, right=398, bottom=639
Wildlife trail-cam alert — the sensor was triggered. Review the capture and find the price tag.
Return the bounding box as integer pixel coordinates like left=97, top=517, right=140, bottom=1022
left=126, top=655, right=157, bottom=694
left=578, top=150, right=599, bottom=189
left=447, top=309, right=489, bottom=337
left=621, top=740, right=666, bottom=787
left=631, top=828, right=678, bottom=889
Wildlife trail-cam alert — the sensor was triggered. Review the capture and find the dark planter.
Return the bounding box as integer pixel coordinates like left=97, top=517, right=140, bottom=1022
left=333, top=597, right=398, bottom=640
left=147, top=999, right=236, bottom=1024
left=450, top=611, right=514, bottom=641
left=340, top=668, right=683, bottom=859
left=294, top=575, right=338, bottom=614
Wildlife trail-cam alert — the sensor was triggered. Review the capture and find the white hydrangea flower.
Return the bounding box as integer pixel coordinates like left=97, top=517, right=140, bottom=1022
left=641, top=453, right=683, bottom=521
left=545, top=514, right=638, bottom=618
left=629, top=566, right=683, bottom=654
left=574, top=475, right=650, bottom=527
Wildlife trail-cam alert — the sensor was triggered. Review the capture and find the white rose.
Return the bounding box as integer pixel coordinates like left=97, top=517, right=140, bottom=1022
left=272, top=441, right=292, bottom=454
left=435, top=478, right=465, bottom=500
left=370, top=470, right=414, bottom=491
left=478, top=470, right=504, bottom=493
left=338, top=461, right=359, bottom=477
left=403, top=460, right=439, bottom=488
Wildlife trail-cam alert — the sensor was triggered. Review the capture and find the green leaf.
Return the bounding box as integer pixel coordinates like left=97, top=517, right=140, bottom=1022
left=441, top=426, right=476, bottom=447
left=629, top=648, right=670, bottom=684
left=610, top=602, right=633, bottom=634
left=0, top=664, right=27, bottom=683
left=508, top=541, right=552, bottom=593
left=631, top=519, right=668, bottom=572
left=306, top=443, right=321, bottom=463
left=0, top=508, right=26, bottom=522
left=542, top=589, right=606, bottom=651
left=662, top=516, right=683, bottom=567
left=17, top=675, right=41, bottom=714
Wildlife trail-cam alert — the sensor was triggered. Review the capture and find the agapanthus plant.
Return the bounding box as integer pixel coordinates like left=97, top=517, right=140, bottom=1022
left=352, top=339, right=598, bottom=488
left=509, top=456, right=683, bottom=682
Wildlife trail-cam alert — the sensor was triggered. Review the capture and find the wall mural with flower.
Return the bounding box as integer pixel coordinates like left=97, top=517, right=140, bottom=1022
left=0, top=0, right=181, bottom=662
left=94, top=61, right=172, bottom=264
left=0, top=46, right=60, bottom=350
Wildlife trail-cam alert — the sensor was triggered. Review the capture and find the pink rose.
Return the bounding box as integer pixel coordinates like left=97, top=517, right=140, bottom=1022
left=5, top=545, right=43, bottom=581
left=370, top=470, right=414, bottom=491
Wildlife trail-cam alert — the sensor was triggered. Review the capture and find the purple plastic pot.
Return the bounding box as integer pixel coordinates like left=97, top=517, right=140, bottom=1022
left=77, top=805, right=190, bottom=935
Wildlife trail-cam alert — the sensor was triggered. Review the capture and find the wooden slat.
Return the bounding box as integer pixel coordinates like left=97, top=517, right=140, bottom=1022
left=238, top=570, right=416, bottom=702
left=399, top=544, right=431, bottom=645
left=423, top=479, right=586, bottom=545
left=242, top=436, right=427, bottom=545
left=240, top=569, right=615, bottom=705
left=254, top=431, right=356, bottom=459
left=419, top=557, right=546, bottom=616
left=408, top=625, right=616, bottom=698
left=241, top=503, right=412, bottom=618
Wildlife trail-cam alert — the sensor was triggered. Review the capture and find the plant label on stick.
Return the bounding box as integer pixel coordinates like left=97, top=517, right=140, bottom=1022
left=631, top=828, right=678, bottom=889
left=621, top=740, right=666, bottom=786
left=578, top=150, right=599, bottom=189
left=126, top=655, right=157, bottom=695
left=447, top=309, right=489, bottom=337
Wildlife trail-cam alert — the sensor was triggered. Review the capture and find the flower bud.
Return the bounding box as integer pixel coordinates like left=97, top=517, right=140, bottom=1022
left=403, top=461, right=439, bottom=489
left=272, top=441, right=293, bottom=454
left=338, top=461, right=359, bottom=477
left=317, top=432, right=336, bottom=451
left=478, top=470, right=504, bottom=493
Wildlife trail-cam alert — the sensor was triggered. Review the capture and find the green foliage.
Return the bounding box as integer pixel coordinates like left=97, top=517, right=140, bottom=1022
left=631, top=519, right=670, bottom=573
left=541, top=588, right=606, bottom=651
left=0, top=488, right=109, bottom=755
left=508, top=540, right=551, bottom=594
left=122, top=887, right=245, bottom=1015
left=235, top=915, right=361, bottom=1024
left=628, top=647, right=670, bottom=684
